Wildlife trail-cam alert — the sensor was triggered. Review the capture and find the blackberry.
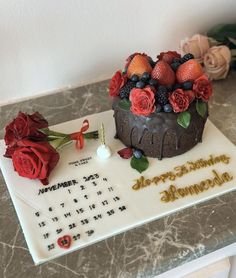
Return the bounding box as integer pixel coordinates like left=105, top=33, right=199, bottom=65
left=182, top=53, right=194, bottom=63
left=119, top=81, right=136, bottom=99
left=155, top=86, right=169, bottom=106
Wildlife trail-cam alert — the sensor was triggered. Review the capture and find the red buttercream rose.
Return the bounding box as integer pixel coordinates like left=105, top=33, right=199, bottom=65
left=10, top=139, right=60, bottom=185
left=129, top=87, right=155, bottom=116
left=4, top=111, right=48, bottom=147
left=157, top=51, right=181, bottom=64
left=109, top=70, right=127, bottom=97
left=193, top=74, right=212, bottom=102
left=169, top=89, right=190, bottom=113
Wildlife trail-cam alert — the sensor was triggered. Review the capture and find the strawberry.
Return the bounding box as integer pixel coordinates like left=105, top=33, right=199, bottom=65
left=127, top=54, right=152, bottom=78
left=151, top=61, right=175, bottom=86
left=176, top=60, right=203, bottom=83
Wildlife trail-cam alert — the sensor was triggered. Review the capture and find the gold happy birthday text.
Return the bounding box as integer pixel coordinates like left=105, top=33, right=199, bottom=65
left=160, top=170, right=233, bottom=202
left=132, top=154, right=230, bottom=191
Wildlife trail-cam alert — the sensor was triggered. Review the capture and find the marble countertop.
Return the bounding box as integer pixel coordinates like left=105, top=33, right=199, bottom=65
left=0, top=72, right=236, bottom=278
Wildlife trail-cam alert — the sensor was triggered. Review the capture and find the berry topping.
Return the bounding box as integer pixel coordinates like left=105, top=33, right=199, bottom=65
left=156, top=104, right=162, bottom=113
left=131, top=74, right=139, bottom=82
left=182, top=81, right=193, bottom=90
left=155, top=86, right=169, bottom=106
left=172, top=83, right=182, bottom=90
left=157, top=51, right=181, bottom=64
left=141, top=72, right=151, bottom=81
left=136, top=81, right=146, bottom=89
left=163, top=104, right=173, bottom=113
left=127, top=54, right=152, bottom=78
left=151, top=61, right=175, bottom=86
left=119, top=81, right=136, bottom=99
left=176, top=59, right=204, bottom=83
left=171, top=62, right=181, bottom=71
left=149, top=78, right=158, bottom=87
left=133, top=149, right=142, bottom=159
left=182, top=53, right=194, bottom=63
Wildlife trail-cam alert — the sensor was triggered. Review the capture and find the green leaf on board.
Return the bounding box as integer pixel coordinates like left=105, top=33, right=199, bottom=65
left=130, top=155, right=149, bottom=173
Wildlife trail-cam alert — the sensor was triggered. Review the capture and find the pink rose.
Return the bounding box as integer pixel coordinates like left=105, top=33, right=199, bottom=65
left=204, top=46, right=231, bottom=80
left=180, top=34, right=210, bottom=64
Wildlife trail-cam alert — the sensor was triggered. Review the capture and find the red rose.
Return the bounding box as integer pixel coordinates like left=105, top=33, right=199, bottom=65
left=109, top=70, right=127, bottom=97
left=129, top=87, right=155, bottom=116
left=10, top=139, right=60, bottom=185
left=185, top=90, right=195, bottom=103
left=4, top=111, right=48, bottom=147
left=169, top=89, right=190, bottom=113
left=193, top=74, right=212, bottom=102
left=157, top=51, right=181, bottom=64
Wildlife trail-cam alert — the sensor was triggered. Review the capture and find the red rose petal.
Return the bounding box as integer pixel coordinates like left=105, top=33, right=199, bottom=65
left=117, top=147, right=133, bottom=159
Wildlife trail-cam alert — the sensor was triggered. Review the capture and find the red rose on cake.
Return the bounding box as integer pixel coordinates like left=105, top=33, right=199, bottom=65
left=109, top=70, right=127, bottom=97
left=129, top=87, right=155, bottom=116
left=169, top=89, right=190, bottom=113
left=10, top=139, right=60, bottom=185
left=4, top=111, right=48, bottom=147
left=193, top=74, right=212, bottom=102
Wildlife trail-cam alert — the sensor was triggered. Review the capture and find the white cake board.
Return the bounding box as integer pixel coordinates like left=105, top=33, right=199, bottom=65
left=0, top=110, right=236, bottom=264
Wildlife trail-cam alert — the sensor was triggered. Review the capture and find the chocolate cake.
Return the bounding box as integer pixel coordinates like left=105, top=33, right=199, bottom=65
left=113, top=98, right=208, bottom=159
left=109, top=51, right=212, bottom=160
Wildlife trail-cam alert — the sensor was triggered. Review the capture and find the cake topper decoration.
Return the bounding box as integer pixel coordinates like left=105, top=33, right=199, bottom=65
left=96, top=123, right=112, bottom=159
left=3, top=112, right=98, bottom=185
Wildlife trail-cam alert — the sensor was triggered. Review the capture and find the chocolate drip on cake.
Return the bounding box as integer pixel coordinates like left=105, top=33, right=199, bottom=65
left=113, top=98, right=208, bottom=159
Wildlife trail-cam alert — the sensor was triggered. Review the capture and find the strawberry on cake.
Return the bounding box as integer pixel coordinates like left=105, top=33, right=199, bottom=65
left=109, top=51, right=212, bottom=160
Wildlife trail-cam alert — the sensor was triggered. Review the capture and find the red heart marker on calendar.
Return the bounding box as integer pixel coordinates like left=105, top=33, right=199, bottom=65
left=57, top=235, right=72, bottom=249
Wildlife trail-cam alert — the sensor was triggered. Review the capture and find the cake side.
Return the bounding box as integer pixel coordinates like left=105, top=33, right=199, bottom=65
left=113, top=98, right=208, bottom=159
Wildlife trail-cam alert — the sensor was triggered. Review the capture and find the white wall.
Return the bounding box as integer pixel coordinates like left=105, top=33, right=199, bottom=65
left=0, top=0, right=235, bottom=104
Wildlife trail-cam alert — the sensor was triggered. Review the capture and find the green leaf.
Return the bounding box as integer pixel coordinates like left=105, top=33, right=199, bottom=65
left=196, top=101, right=207, bottom=118
left=118, top=99, right=131, bottom=111
left=228, top=37, right=236, bottom=46
left=177, top=111, right=191, bottom=129
left=130, top=156, right=149, bottom=173
left=207, top=24, right=236, bottom=42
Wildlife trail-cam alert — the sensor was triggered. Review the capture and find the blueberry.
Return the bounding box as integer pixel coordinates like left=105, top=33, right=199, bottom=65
left=173, top=83, right=182, bottom=90
left=136, top=81, right=145, bottom=89
left=141, top=72, right=150, bottom=80
left=171, top=62, right=181, bottom=71
left=163, top=104, right=173, bottom=113
left=131, top=74, right=139, bottom=82
left=156, top=104, right=162, bottom=113
left=182, top=81, right=193, bottom=90
left=149, top=78, right=158, bottom=87
left=133, top=149, right=142, bottom=159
